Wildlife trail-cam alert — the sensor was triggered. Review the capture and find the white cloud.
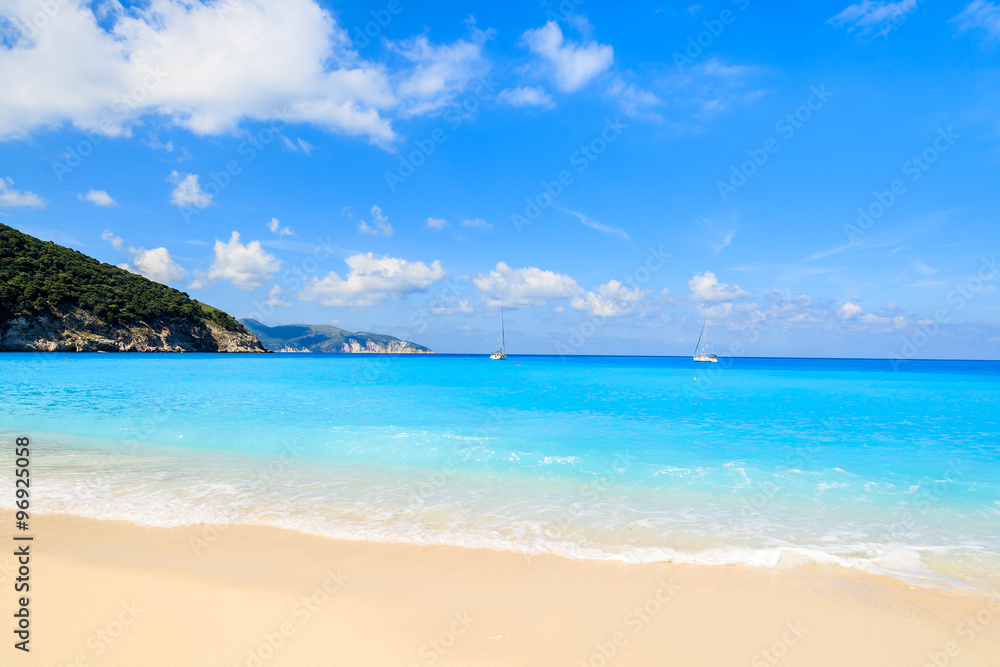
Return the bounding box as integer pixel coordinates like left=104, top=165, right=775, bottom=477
left=267, top=217, right=294, bottom=237
left=497, top=86, right=554, bottom=109
left=168, top=171, right=212, bottom=209
left=389, top=31, right=492, bottom=116
left=205, top=231, right=281, bottom=290
left=426, top=217, right=448, bottom=230
left=913, top=259, right=937, bottom=275
left=661, top=58, right=765, bottom=119
left=522, top=21, right=613, bottom=92
left=357, top=205, right=393, bottom=236
left=953, top=1, right=1000, bottom=39
left=570, top=280, right=647, bottom=317
left=461, top=217, right=493, bottom=230
left=0, top=0, right=399, bottom=145
left=264, top=285, right=292, bottom=308
left=688, top=271, right=753, bottom=302
left=102, top=229, right=186, bottom=284
left=79, top=189, right=116, bottom=207
left=837, top=301, right=907, bottom=331
left=828, top=1, right=918, bottom=35
left=280, top=136, right=315, bottom=154
left=559, top=208, right=629, bottom=240
left=473, top=262, right=581, bottom=307
left=299, top=252, right=446, bottom=308
left=606, top=76, right=661, bottom=120
left=838, top=302, right=864, bottom=319
left=125, top=247, right=187, bottom=284
left=432, top=300, right=474, bottom=315
left=0, top=177, right=44, bottom=207
left=101, top=229, right=125, bottom=252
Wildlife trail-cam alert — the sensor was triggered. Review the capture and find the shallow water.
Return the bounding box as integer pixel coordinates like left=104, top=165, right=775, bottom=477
left=1, top=353, right=998, bottom=595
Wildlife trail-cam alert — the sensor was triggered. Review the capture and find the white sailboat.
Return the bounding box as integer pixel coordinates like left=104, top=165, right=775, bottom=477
left=490, top=304, right=507, bottom=361
left=490, top=305, right=507, bottom=360
left=693, top=318, right=718, bottom=363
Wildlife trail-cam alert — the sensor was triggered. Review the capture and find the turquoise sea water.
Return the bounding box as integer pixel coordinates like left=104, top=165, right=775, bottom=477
left=1, top=353, right=998, bottom=595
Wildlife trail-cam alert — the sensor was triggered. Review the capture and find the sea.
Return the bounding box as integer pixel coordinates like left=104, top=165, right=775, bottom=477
left=1, top=353, right=998, bottom=596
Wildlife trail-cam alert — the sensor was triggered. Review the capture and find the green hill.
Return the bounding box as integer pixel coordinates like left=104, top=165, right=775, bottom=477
left=0, top=223, right=265, bottom=352
left=241, top=319, right=432, bottom=354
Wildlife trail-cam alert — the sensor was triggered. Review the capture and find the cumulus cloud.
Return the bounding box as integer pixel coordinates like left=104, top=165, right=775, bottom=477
left=838, top=302, right=864, bottom=319
left=953, top=1, right=1000, bottom=39
left=570, top=280, right=647, bottom=317
left=497, top=85, right=554, bottom=109
left=426, top=217, right=448, bottom=230
left=461, top=217, right=492, bottom=229
left=102, top=229, right=186, bottom=284
left=264, top=285, right=292, bottom=308
left=688, top=271, right=753, bottom=302
left=522, top=21, right=613, bottom=91
left=0, top=177, right=44, bottom=207
left=473, top=262, right=650, bottom=316
left=299, top=253, right=446, bottom=308
left=473, top=262, right=581, bottom=308
left=79, top=189, right=116, bottom=207
left=125, top=247, right=187, bottom=284
left=357, top=205, right=393, bottom=236
left=168, top=171, right=212, bottom=209
left=267, top=217, right=294, bottom=237
left=204, top=231, right=281, bottom=290
left=837, top=301, right=907, bottom=331
left=389, top=29, right=492, bottom=116
left=0, top=0, right=402, bottom=144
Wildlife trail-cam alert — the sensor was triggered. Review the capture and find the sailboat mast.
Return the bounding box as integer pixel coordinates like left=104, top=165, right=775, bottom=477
left=694, top=318, right=706, bottom=356
left=500, top=305, right=505, bottom=353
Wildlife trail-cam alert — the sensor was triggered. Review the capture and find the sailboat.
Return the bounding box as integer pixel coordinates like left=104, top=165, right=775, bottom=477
left=489, top=305, right=507, bottom=360
left=693, top=318, right=718, bottom=362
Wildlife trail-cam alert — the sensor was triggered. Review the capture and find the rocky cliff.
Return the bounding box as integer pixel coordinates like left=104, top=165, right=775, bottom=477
left=241, top=319, right=433, bottom=354
left=0, top=223, right=266, bottom=353
left=0, top=305, right=266, bottom=352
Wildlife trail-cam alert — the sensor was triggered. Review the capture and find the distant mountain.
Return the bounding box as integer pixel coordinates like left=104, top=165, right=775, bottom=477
left=0, top=223, right=265, bottom=352
left=241, top=319, right=433, bottom=354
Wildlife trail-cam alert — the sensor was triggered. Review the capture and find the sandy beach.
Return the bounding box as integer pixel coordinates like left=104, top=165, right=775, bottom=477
left=0, top=511, right=996, bottom=666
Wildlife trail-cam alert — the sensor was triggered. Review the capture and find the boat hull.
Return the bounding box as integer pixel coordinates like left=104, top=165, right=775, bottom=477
left=693, top=355, right=718, bottom=363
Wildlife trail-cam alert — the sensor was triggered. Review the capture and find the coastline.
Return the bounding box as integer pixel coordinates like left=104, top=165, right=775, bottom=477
left=3, top=511, right=998, bottom=666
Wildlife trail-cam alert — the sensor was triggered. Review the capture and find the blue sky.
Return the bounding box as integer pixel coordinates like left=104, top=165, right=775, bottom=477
left=1, top=0, right=998, bottom=358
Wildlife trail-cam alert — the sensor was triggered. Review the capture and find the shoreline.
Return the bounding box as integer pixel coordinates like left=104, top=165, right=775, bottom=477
left=3, top=511, right=998, bottom=665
